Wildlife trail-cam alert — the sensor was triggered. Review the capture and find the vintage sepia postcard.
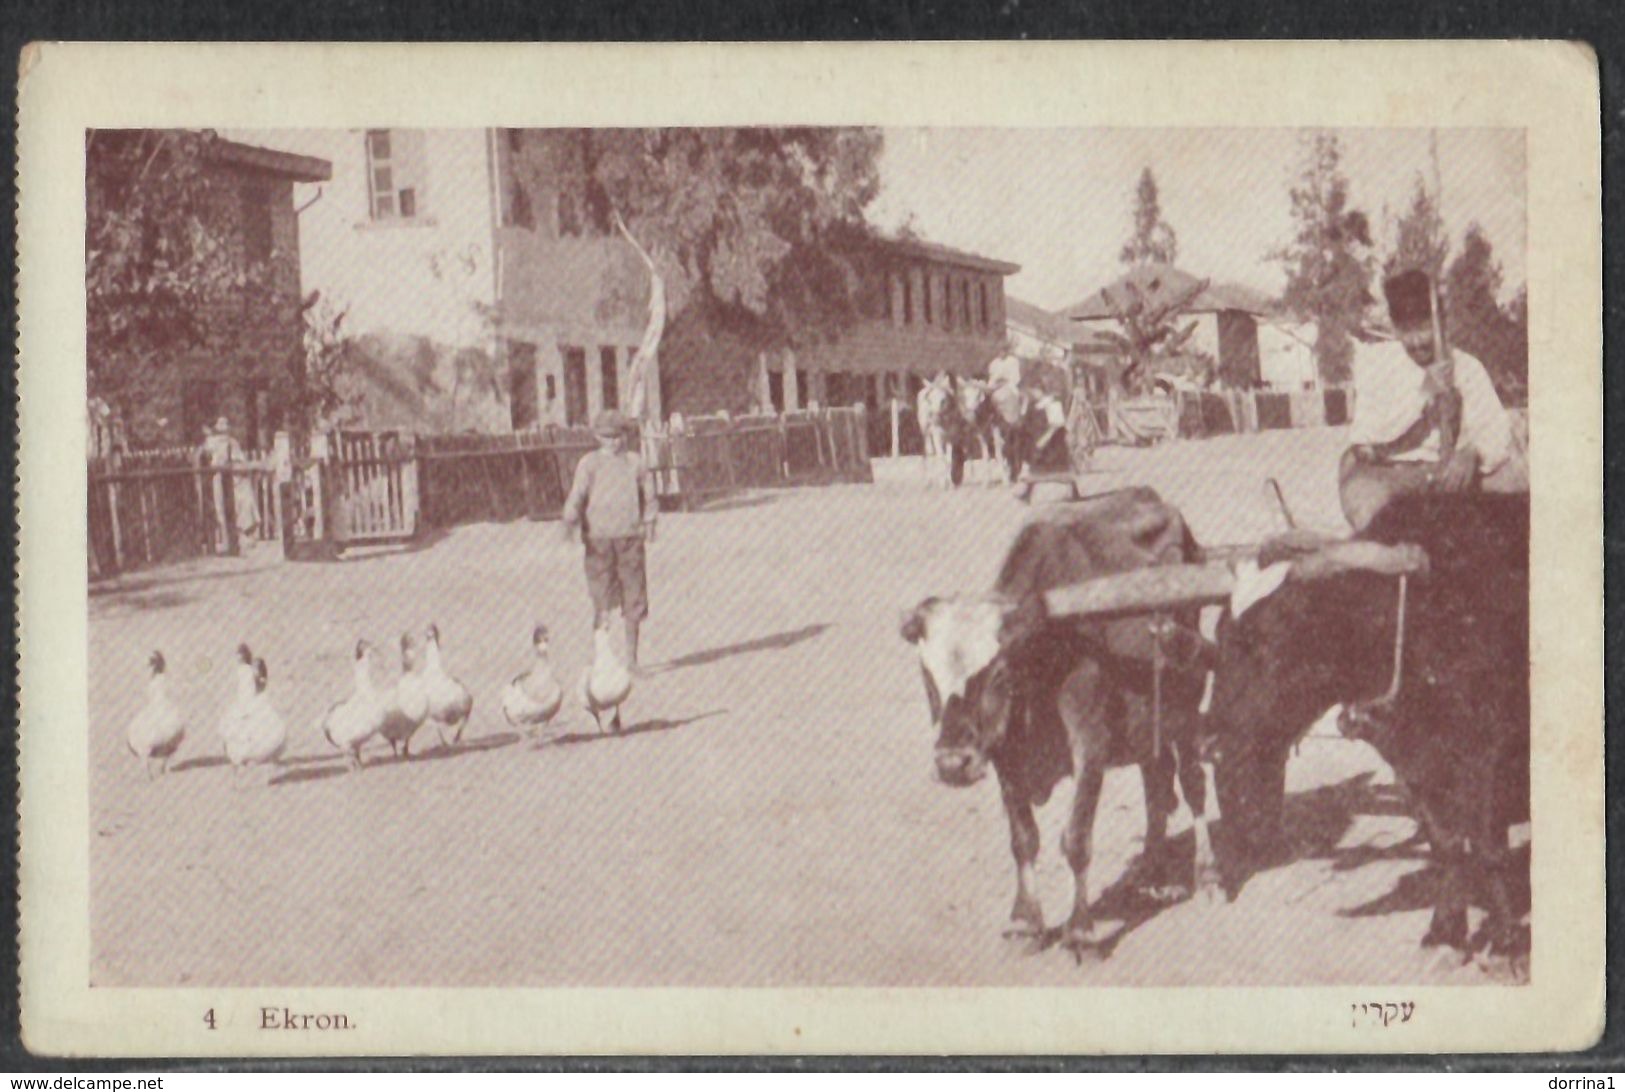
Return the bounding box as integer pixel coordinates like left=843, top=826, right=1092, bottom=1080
left=15, top=40, right=1604, bottom=1057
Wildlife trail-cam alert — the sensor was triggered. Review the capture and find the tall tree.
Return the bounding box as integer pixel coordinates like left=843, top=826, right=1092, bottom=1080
left=1119, top=167, right=1179, bottom=266
left=87, top=130, right=275, bottom=434
left=505, top=128, right=887, bottom=349
left=1270, top=132, right=1374, bottom=385
left=1445, top=224, right=1526, bottom=402
left=1384, top=172, right=1450, bottom=279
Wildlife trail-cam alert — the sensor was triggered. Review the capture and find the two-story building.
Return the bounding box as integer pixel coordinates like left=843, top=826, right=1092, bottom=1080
left=667, top=236, right=1019, bottom=417
left=226, top=128, right=652, bottom=434
left=91, top=133, right=333, bottom=450
left=229, top=128, right=1021, bottom=430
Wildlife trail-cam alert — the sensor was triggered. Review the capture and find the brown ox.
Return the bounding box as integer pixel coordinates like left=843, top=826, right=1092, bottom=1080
left=900, top=488, right=1218, bottom=959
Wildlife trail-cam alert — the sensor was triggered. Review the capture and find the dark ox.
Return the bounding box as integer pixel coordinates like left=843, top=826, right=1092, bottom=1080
left=1203, top=492, right=1529, bottom=960
left=901, top=488, right=1218, bottom=958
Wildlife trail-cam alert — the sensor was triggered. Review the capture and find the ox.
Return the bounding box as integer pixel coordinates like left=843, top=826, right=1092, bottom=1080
left=900, top=488, right=1218, bottom=958
left=1201, top=492, right=1530, bottom=961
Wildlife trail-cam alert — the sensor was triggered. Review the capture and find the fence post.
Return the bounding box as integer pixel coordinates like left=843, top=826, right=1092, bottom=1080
left=890, top=397, right=901, bottom=458
left=220, top=469, right=240, bottom=557
left=106, top=478, right=123, bottom=574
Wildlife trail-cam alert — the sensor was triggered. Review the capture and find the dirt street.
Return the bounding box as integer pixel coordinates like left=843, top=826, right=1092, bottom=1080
left=89, top=426, right=1512, bottom=986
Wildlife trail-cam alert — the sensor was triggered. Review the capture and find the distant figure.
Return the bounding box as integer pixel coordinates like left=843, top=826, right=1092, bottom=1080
left=1339, top=269, right=1526, bottom=532
left=197, top=416, right=258, bottom=544
left=563, top=410, right=659, bottom=671
left=1014, top=396, right=1078, bottom=504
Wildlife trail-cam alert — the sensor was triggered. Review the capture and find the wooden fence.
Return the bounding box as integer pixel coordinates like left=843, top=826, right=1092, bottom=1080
left=90, top=408, right=872, bottom=575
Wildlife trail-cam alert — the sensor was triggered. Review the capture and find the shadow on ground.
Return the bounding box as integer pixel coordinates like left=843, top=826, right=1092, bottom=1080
left=652, top=625, right=830, bottom=674
left=547, top=709, right=726, bottom=748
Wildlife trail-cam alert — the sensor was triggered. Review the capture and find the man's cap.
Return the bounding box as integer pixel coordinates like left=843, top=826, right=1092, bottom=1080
left=592, top=409, right=630, bottom=437
left=1382, top=268, right=1436, bottom=329
left=212, top=416, right=231, bottom=433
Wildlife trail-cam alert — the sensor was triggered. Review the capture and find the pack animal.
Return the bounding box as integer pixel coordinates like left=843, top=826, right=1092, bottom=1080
left=916, top=375, right=971, bottom=489
left=1201, top=493, right=1530, bottom=963
left=900, top=488, right=1218, bottom=960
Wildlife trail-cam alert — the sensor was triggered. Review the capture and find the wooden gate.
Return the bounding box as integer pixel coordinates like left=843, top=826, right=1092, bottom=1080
left=281, top=430, right=420, bottom=560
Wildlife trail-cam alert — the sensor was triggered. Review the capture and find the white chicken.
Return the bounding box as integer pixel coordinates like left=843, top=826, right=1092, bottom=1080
left=422, top=622, right=474, bottom=747
left=501, top=624, right=564, bottom=739
left=577, top=625, right=632, bottom=734
left=379, top=632, right=430, bottom=759
left=218, top=646, right=288, bottom=786
left=127, top=649, right=185, bottom=779
left=319, top=639, right=388, bottom=772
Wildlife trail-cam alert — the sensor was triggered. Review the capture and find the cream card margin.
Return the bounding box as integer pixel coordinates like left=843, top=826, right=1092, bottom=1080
left=16, top=40, right=1604, bottom=1057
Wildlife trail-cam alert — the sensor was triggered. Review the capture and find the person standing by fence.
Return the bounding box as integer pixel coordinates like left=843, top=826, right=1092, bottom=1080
left=562, top=410, right=659, bottom=672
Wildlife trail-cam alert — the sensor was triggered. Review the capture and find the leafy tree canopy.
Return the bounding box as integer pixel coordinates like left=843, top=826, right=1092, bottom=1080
left=505, top=128, right=887, bottom=348
left=1269, top=132, right=1374, bottom=385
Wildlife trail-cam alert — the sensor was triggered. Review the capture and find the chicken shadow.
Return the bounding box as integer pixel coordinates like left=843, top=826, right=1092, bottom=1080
left=545, top=709, right=726, bottom=748
left=266, top=732, right=521, bottom=786
left=650, top=624, right=830, bottom=674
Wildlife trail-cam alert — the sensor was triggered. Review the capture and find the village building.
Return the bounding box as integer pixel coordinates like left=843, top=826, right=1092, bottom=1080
left=225, top=129, right=655, bottom=434
left=663, top=237, right=1021, bottom=418
left=1063, top=263, right=1274, bottom=391
left=226, top=129, right=1023, bottom=431
left=93, top=135, right=332, bottom=451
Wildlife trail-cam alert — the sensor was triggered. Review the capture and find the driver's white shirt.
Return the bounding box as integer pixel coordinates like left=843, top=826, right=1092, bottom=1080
left=1347, top=339, right=1512, bottom=475
left=988, top=353, right=1023, bottom=390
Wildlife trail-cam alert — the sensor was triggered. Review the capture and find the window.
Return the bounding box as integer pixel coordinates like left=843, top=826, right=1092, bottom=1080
left=366, top=129, right=427, bottom=221
left=901, top=275, right=914, bottom=325
left=880, top=273, right=894, bottom=322
left=922, top=270, right=933, bottom=326
left=960, top=279, right=972, bottom=336
left=978, top=283, right=990, bottom=330
left=599, top=346, right=619, bottom=411
left=544, top=374, right=557, bottom=402
left=240, top=181, right=273, bottom=261
left=768, top=370, right=784, bottom=412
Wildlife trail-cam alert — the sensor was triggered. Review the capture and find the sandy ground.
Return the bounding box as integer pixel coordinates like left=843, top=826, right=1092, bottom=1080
left=89, top=426, right=1516, bottom=986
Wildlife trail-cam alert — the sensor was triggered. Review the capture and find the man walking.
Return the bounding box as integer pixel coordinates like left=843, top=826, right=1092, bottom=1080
left=562, top=410, right=658, bottom=671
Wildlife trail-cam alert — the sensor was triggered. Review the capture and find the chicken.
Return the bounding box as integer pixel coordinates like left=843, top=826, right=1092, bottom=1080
left=422, top=622, right=474, bottom=747
left=127, top=650, right=185, bottom=779
left=318, top=639, right=388, bottom=772
left=379, top=632, right=430, bottom=759
left=577, top=625, right=632, bottom=734
left=501, top=625, right=564, bottom=739
left=215, top=645, right=288, bottom=787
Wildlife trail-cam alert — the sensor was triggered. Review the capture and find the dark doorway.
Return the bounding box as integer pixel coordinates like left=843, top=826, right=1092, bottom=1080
left=508, top=341, right=539, bottom=431
left=768, top=370, right=784, bottom=412
left=562, top=346, right=589, bottom=427
left=599, top=346, right=620, bottom=411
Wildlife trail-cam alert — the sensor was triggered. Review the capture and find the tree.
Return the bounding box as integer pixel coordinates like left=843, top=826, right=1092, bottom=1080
left=1094, top=274, right=1206, bottom=394
left=504, top=128, right=887, bottom=349
left=85, top=129, right=270, bottom=432
left=1445, top=224, right=1527, bottom=403
left=1384, top=172, right=1450, bottom=280
left=1270, top=132, right=1374, bottom=385
left=1120, top=167, right=1179, bottom=266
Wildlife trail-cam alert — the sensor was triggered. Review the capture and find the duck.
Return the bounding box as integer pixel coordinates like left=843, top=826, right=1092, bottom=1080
left=379, top=632, right=430, bottom=759
left=127, top=649, right=185, bottom=779
left=422, top=622, right=474, bottom=747
left=501, top=625, right=565, bottom=739
left=577, top=625, right=633, bottom=734
left=220, top=649, right=288, bottom=785
left=318, top=639, right=389, bottom=772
